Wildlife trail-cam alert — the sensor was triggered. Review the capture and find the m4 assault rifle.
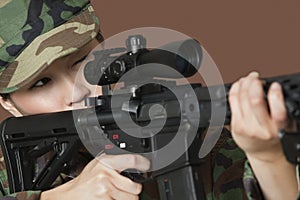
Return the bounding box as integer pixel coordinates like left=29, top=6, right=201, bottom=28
left=0, top=35, right=299, bottom=200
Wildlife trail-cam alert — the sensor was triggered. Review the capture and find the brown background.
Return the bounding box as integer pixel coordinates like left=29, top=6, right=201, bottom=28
left=0, top=0, right=299, bottom=121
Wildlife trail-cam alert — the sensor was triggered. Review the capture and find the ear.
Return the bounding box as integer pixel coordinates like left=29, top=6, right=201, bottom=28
left=0, top=97, right=22, bottom=117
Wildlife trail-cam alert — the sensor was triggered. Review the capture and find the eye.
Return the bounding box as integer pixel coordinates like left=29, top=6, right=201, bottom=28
left=30, top=77, right=51, bottom=89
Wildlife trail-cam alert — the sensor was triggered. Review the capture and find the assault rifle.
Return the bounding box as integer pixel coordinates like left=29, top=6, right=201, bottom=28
left=0, top=35, right=299, bottom=200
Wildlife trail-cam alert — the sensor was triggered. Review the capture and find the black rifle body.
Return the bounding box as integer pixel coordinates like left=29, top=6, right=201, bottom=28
left=0, top=73, right=299, bottom=199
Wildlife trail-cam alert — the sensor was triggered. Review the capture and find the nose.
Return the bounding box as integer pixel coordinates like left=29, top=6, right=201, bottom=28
left=62, top=73, right=91, bottom=108
left=72, top=81, right=91, bottom=106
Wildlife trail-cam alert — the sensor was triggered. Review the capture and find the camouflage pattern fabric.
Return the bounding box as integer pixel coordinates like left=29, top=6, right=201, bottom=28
left=0, top=192, right=40, bottom=200
left=0, top=149, right=41, bottom=200
left=0, top=128, right=269, bottom=200
left=243, top=161, right=264, bottom=200
left=0, top=0, right=100, bottom=93
left=201, top=128, right=249, bottom=200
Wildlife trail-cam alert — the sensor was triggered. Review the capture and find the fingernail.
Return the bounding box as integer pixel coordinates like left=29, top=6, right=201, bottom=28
left=269, top=82, right=282, bottom=100
left=249, top=71, right=259, bottom=78
left=270, top=82, right=281, bottom=91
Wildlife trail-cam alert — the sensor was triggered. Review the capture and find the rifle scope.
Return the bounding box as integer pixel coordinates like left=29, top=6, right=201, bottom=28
left=84, top=35, right=203, bottom=86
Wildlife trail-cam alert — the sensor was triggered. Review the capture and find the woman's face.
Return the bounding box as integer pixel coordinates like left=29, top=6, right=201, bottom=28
left=1, top=39, right=100, bottom=116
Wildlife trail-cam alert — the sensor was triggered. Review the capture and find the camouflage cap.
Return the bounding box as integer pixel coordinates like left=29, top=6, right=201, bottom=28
left=0, top=0, right=100, bottom=93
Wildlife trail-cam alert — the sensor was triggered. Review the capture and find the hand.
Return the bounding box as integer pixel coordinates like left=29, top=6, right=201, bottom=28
left=229, top=72, right=298, bottom=200
left=40, top=154, right=150, bottom=200
left=228, top=71, right=296, bottom=162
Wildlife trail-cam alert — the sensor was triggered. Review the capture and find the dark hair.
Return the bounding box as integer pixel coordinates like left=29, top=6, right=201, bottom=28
left=96, top=32, right=104, bottom=43
left=0, top=93, right=9, bottom=100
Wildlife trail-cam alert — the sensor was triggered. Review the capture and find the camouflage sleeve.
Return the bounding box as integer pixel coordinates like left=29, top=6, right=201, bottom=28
left=201, top=128, right=249, bottom=200
left=243, top=160, right=264, bottom=200
left=0, top=191, right=41, bottom=200
left=0, top=150, right=41, bottom=200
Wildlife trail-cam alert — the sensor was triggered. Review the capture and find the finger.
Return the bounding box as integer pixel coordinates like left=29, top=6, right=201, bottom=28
left=247, top=77, right=271, bottom=132
left=97, top=154, right=150, bottom=172
left=99, top=180, right=138, bottom=200
left=229, top=80, right=242, bottom=124
left=239, top=72, right=260, bottom=122
left=268, top=82, right=289, bottom=129
left=110, top=171, right=143, bottom=195
left=111, top=189, right=139, bottom=200
left=83, top=156, right=143, bottom=195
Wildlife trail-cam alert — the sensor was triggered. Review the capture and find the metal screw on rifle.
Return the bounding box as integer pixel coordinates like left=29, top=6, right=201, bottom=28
left=130, top=86, right=138, bottom=98
left=182, top=122, right=191, bottom=131
left=126, top=35, right=146, bottom=54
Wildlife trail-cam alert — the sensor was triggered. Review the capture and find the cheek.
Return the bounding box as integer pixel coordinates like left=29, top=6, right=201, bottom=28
left=11, top=89, right=70, bottom=115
